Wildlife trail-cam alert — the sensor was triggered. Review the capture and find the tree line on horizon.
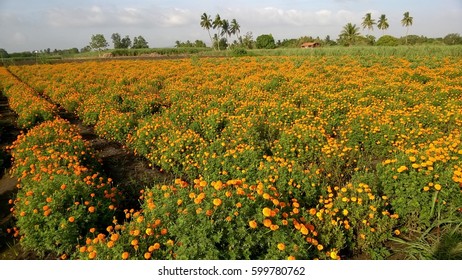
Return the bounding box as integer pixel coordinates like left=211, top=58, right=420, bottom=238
left=2, top=10, right=462, bottom=58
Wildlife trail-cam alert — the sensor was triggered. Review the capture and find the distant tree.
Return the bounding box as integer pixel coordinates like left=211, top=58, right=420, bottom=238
left=212, top=14, right=223, bottom=50
left=195, top=40, right=206, bottom=48
left=80, top=45, right=91, bottom=53
left=111, top=33, right=122, bottom=48
left=112, top=33, right=132, bottom=49
left=242, top=32, right=255, bottom=49
left=324, top=35, right=337, bottom=46
left=401, top=12, right=413, bottom=45
left=377, top=14, right=389, bottom=35
left=376, top=35, right=399, bottom=46
left=339, top=23, right=360, bottom=46
left=256, top=34, right=276, bottom=49
left=443, top=33, right=462, bottom=45
left=213, top=35, right=228, bottom=50
left=365, top=35, right=376, bottom=45
left=132, top=36, right=149, bottom=49
left=0, top=48, right=9, bottom=59
left=362, top=13, right=376, bottom=35
left=89, top=34, right=109, bottom=52
left=200, top=13, right=214, bottom=49
left=221, top=19, right=231, bottom=47
left=230, top=19, right=241, bottom=43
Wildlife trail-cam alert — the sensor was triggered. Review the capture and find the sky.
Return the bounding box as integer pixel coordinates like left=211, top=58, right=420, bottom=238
left=0, top=0, right=461, bottom=52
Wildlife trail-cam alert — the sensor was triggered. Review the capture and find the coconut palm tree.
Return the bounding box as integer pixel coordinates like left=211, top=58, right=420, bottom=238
left=212, top=14, right=223, bottom=50
left=230, top=19, right=241, bottom=44
left=401, top=11, right=413, bottom=44
left=361, top=13, right=376, bottom=35
left=377, top=14, right=389, bottom=35
left=221, top=19, right=231, bottom=47
left=340, top=23, right=360, bottom=46
left=200, top=13, right=214, bottom=49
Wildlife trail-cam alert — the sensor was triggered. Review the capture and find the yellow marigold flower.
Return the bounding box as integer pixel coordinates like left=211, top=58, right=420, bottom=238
left=434, top=184, right=442, bottom=191
left=249, top=220, right=257, bottom=229
left=213, top=198, right=222, bottom=206
left=342, top=209, right=348, bottom=216
left=277, top=243, right=285, bottom=251
left=397, top=165, right=408, bottom=173
left=287, top=256, right=296, bottom=260
left=300, top=225, right=308, bottom=235
left=330, top=251, right=338, bottom=259
left=262, top=207, right=272, bottom=217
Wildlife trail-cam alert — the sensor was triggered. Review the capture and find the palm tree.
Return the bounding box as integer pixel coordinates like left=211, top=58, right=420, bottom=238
left=401, top=11, right=413, bottom=44
left=221, top=19, right=231, bottom=47
left=212, top=14, right=223, bottom=50
left=230, top=19, right=241, bottom=44
left=377, top=14, right=389, bottom=35
left=340, top=23, right=360, bottom=46
left=200, top=13, right=214, bottom=49
left=361, top=13, right=376, bottom=35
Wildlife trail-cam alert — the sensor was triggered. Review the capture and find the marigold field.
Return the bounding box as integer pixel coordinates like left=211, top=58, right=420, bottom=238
left=1, top=53, right=462, bottom=260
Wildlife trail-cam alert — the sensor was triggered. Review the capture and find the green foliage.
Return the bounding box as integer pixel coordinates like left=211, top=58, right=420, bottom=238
left=443, top=33, right=462, bottom=45
left=89, top=34, right=109, bottom=51
left=232, top=48, right=248, bottom=56
left=256, top=34, right=276, bottom=49
left=338, top=23, right=361, bottom=46
left=111, top=33, right=131, bottom=49
left=376, top=35, right=400, bottom=46
left=132, top=36, right=149, bottom=49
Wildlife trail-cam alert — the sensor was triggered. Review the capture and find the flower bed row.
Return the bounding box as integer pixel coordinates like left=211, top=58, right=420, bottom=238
left=0, top=67, right=57, bottom=129
left=9, top=118, right=119, bottom=258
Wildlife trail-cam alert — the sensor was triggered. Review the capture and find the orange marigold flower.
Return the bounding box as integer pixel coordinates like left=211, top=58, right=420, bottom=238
left=110, top=233, right=120, bottom=242
left=249, top=220, right=257, bottom=229
left=122, top=252, right=129, bottom=260
left=263, top=219, right=272, bottom=227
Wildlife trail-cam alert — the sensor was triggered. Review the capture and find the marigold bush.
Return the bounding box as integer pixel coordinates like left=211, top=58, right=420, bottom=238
left=10, top=118, right=119, bottom=256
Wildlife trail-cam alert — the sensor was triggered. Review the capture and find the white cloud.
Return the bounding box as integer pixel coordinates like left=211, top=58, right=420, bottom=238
left=45, top=5, right=195, bottom=29
left=47, top=6, right=107, bottom=27
left=158, top=8, right=194, bottom=27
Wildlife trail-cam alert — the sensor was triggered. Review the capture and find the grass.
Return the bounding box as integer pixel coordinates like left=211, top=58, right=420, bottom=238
left=389, top=220, right=462, bottom=260
left=2, top=45, right=461, bottom=66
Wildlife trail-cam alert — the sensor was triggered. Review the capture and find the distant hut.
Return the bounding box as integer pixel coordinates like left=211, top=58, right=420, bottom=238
left=301, top=42, right=320, bottom=48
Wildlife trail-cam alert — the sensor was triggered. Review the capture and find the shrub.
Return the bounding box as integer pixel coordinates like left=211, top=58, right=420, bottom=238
left=10, top=118, right=119, bottom=257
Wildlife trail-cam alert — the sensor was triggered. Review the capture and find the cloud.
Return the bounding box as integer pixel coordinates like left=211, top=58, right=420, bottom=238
left=46, top=5, right=195, bottom=29
left=47, top=6, right=107, bottom=27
